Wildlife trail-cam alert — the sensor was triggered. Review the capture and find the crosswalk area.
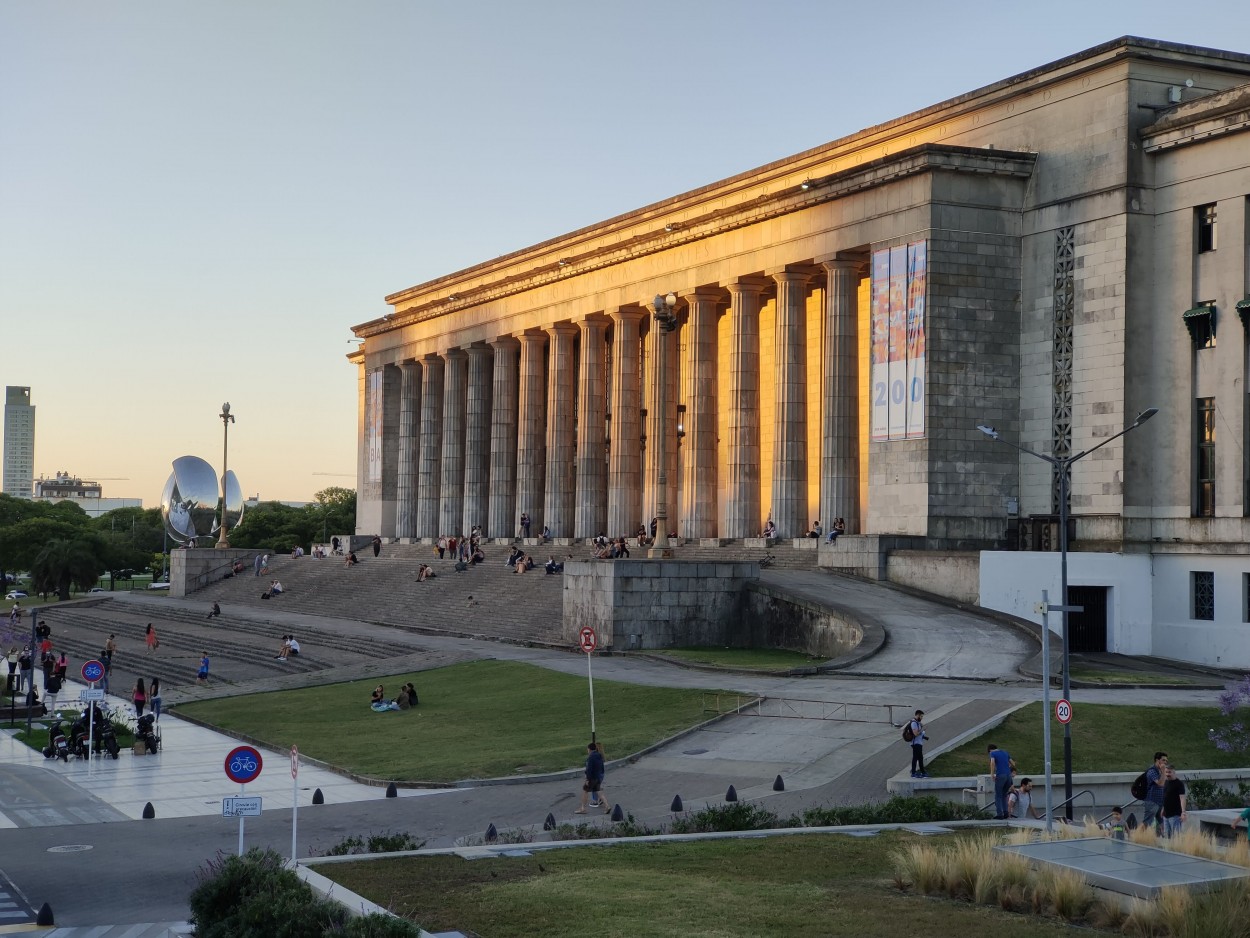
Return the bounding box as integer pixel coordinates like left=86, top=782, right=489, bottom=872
left=1, top=923, right=191, bottom=937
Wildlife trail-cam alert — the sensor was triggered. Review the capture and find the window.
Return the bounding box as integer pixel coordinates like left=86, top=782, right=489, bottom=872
left=1196, top=397, right=1216, bottom=517
left=1197, top=204, right=1217, bottom=253
left=1184, top=302, right=1216, bottom=349
left=1193, top=571, right=1215, bottom=620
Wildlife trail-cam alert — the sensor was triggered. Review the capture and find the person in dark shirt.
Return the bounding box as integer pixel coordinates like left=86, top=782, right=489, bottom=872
left=575, top=742, right=608, bottom=814
left=1162, top=765, right=1187, bottom=838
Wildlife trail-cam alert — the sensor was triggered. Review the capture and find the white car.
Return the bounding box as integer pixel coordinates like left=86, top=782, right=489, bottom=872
left=88, top=587, right=107, bottom=594
left=5, top=590, right=27, bottom=600
left=147, top=582, right=170, bottom=591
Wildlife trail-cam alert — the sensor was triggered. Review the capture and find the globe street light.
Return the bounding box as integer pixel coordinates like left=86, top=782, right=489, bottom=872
left=650, top=293, right=678, bottom=556
left=216, top=403, right=236, bottom=549
left=977, top=406, right=1157, bottom=818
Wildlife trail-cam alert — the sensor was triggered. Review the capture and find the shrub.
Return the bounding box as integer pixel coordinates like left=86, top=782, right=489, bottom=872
left=1186, top=778, right=1242, bottom=809
left=190, top=848, right=346, bottom=938
left=334, top=913, right=424, bottom=938
left=802, top=795, right=980, bottom=827
left=669, top=802, right=780, bottom=833
left=322, top=831, right=425, bottom=857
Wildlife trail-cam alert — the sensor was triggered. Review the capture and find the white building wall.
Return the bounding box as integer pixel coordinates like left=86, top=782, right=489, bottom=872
left=1151, top=553, right=1250, bottom=668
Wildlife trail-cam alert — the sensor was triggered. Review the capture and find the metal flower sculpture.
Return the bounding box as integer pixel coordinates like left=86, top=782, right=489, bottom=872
left=160, top=455, right=244, bottom=544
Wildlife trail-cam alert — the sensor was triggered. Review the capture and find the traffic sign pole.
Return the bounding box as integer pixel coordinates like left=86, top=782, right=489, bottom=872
left=224, top=746, right=264, bottom=855
left=290, top=745, right=299, bottom=867
left=578, top=627, right=598, bottom=744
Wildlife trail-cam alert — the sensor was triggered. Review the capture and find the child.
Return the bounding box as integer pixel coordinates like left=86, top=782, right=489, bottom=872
left=1106, top=806, right=1126, bottom=840
left=197, top=652, right=210, bottom=686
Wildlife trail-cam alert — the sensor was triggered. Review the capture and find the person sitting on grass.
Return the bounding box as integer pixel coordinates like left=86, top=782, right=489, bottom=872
left=370, top=684, right=400, bottom=712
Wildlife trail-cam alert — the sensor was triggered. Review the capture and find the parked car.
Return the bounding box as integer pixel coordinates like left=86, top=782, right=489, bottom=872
left=87, top=587, right=107, bottom=594
left=5, top=590, right=28, bottom=600
left=146, top=582, right=170, bottom=591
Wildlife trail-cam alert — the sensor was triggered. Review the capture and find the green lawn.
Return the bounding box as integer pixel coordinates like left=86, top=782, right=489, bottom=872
left=175, top=659, right=734, bottom=782
left=324, top=832, right=1090, bottom=938
left=926, top=702, right=1242, bottom=777
left=656, top=646, right=824, bottom=670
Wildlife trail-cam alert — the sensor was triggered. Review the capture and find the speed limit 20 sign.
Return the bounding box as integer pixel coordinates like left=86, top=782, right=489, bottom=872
left=1055, top=698, right=1073, bottom=725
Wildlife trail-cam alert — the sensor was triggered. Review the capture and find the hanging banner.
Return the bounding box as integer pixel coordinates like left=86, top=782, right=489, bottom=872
left=905, top=242, right=927, bottom=438
left=869, top=240, right=928, bottom=442
left=367, top=369, right=383, bottom=483
left=869, top=251, right=890, bottom=442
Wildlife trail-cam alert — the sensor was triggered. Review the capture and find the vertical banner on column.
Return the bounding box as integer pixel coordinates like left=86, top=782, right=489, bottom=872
left=905, top=242, right=927, bottom=439
left=367, top=369, right=383, bottom=483
left=869, top=250, right=890, bottom=442
left=887, top=245, right=908, bottom=440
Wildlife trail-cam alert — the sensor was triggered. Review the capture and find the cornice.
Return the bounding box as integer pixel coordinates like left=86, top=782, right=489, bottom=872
left=354, top=145, right=1035, bottom=339
left=1140, top=83, right=1250, bottom=152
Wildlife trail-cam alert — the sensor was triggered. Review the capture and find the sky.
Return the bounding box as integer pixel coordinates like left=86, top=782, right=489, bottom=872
left=2, top=0, right=1247, bottom=507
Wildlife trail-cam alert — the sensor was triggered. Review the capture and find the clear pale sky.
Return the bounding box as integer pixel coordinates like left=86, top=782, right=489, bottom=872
left=2, top=1, right=1246, bottom=506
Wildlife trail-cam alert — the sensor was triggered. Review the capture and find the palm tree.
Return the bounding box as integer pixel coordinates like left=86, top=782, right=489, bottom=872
left=31, top=537, right=106, bottom=601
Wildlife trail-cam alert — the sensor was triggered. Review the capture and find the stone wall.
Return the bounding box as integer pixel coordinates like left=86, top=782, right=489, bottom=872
left=562, top=560, right=757, bottom=650
left=741, top=583, right=866, bottom=659
left=170, top=548, right=257, bottom=598
left=886, top=550, right=980, bottom=604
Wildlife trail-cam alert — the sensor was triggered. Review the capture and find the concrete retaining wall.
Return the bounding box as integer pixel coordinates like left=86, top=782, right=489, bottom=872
left=887, top=550, right=980, bottom=604
left=742, top=583, right=864, bottom=659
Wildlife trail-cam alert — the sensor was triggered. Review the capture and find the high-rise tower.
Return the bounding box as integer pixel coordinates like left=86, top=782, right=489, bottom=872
left=3, top=387, right=35, bottom=499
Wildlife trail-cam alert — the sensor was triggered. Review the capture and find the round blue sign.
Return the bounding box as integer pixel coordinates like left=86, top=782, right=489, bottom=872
left=224, top=746, right=264, bottom=784
left=81, top=659, right=105, bottom=683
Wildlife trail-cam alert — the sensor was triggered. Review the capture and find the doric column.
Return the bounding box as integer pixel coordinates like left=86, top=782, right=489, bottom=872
left=543, top=323, right=578, bottom=538
left=487, top=338, right=520, bottom=538
left=438, top=349, right=468, bottom=536
left=394, top=359, right=422, bottom=539
left=723, top=278, right=767, bottom=538
left=463, top=344, right=493, bottom=535
left=770, top=267, right=812, bottom=539
left=415, top=354, right=445, bottom=538
left=643, top=313, right=679, bottom=542
left=820, top=257, right=862, bottom=534
left=575, top=317, right=608, bottom=538
left=516, top=331, right=548, bottom=536
left=607, top=308, right=645, bottom=537
left=682, top=289, right=720, bottom=539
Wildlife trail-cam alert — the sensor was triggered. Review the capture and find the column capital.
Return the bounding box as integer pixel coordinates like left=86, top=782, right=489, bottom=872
left=816, top=253, right=868, bottom=274
left=442, top=347, right=468, bottom=361
left=685, top=286, right=728, bottom=305
left=516, top=330, right=548, bottom=347
left=465, top=342, right=492, bottom=358
left=610, top=306, right=647, bottom=326
left=544, top=321, right=579, bottom=338
left=422, top=351, right=445, bottom=364
left=489, top=335, right=519, bottom=352
left=726, top=275, right=770, bottom=298
left=766, top=264, right=819, bottom=283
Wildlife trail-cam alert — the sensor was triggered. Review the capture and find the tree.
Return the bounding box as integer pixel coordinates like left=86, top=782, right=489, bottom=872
left=30, top=535, right=108, bottom=601
left=1210, top=676, right=1250, bottom=753
left=308, top=487, right=356, bottom=543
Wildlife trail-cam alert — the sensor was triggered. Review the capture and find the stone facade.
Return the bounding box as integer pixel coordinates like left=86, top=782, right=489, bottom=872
left=351, top=38, right=1250, bottom=666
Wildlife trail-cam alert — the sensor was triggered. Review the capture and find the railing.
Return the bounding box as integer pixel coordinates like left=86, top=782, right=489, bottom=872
left=193, top=556, right=249, bottom=592
left=703, top=694, right=904, bottom=724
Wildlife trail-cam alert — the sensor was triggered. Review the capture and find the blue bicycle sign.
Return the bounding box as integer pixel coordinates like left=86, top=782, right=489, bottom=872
left=80, top=659, right=105, bottom=683
left=224, top=745, right=264, bottom=784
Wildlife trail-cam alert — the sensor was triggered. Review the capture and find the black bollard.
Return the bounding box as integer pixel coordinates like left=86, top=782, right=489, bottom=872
left=670, top=794, right=683, bottom=813
left=142, top=802, right=155, bottom=819
left=725, top=785, right=738, bottom=802
left=485, top=823, right=498, bottom=842
left=36, top=903, right=54, bottom=926
left=385, top=782, right=398, bottom=798
left=543, top=813, right=557, bottom=831
left=773, top=775, right=785, bottom=792
left=312, top=788, right=325, bottom=805
left=610, top=804, right=623, bottom=822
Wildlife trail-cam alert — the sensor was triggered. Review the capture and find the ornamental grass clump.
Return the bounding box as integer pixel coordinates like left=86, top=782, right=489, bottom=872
left=1036, top=865, right=1092, bottom=922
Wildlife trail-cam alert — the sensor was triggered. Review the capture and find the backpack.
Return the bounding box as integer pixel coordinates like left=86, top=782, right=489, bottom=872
left=1130, top=771, right=1149, bottom=801
left=902, top=722, right=916, bottom=742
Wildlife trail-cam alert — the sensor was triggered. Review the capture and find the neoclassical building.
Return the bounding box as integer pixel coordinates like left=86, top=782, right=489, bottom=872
left=352, top=37, right=1250, bottom=665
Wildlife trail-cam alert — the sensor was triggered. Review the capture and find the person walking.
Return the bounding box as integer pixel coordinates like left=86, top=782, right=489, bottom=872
left=17, top=647, right=32, bottom=696
left=520, top=512, right=531, bottom=539
left=150, top=677, right=163, bottom=721
left=44, top=671, right=62, bottom=714
left=906, top=709, right=929, bottom=778
left=253, top=553, right=263, bottom=577
left=197, top=652, right=210, bottom=686
left=144, top=623, right=159, bottom=653
left=1141, top=751, right=1168, bottom=834
left=372, top=534, right=382, bottom=557
left=575, top=741, right=609, bottom=814
left=988, top=744, right=1016, bottom=819
left=56, top=651, right=68, bottom=681
left=1162, top=765, right=1187, bottom=838
left=132, top=677, right=147, bottom=717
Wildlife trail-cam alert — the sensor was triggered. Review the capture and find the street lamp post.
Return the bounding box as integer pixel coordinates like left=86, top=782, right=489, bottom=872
left=977, top=407, right=1157, bottom=818
left=216, top=403, right=236, bottom=549
left=650, top=293, right=678, bottom=557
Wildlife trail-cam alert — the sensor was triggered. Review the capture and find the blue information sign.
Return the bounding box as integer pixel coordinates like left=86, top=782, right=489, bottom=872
left=224, top=746, right=264, bottom=784
left=81, top=659, right=105, bottom=683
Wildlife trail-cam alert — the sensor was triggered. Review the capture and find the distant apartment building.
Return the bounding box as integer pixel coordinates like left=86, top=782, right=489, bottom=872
left=3, top=386, right=34, bottom=499
left=32, top=472, right=142, bottom=517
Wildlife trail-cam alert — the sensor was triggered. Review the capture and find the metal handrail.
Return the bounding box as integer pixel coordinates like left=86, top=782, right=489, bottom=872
left=1047, top=788, right=1098, bottom=821
left=1097, top=798, right=1142, bottom=827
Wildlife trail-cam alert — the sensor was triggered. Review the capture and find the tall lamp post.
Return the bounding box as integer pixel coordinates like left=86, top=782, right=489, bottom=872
left=977, top=406, right=1157, bottom=818
left=216, top=402, right=236, bottom=549
left=650, top=293, right=678, bottom=556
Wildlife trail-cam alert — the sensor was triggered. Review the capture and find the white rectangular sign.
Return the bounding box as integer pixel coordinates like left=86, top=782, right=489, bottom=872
left=80, top=688, right=105, bottom=701
left=222, top=796, right=263, bottom=817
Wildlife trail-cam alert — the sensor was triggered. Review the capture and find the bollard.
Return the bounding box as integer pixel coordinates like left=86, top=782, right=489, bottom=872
left=610, top=804, right=623, bottom=822
left=670, top=795, right=683, bottom=813
left=36, top=903, right=54, bottom=926
left=485, top=823, right=498, bottom=842
left=543, top=813, right=557, bottom=831
left=773, top=775, right=785, bottom=792
left=725, top=785, right=738, bottom=802
left=385, top=782, right=398, bottom=798
left=312, top=788, right=325, bottom=805
left=142, top=802, right=155, bottom=819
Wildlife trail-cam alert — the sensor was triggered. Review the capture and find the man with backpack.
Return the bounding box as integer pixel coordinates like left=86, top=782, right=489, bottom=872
left=904, top=709, right=929, bottom=778
left=1137, top=751, right=1169, bottom=834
